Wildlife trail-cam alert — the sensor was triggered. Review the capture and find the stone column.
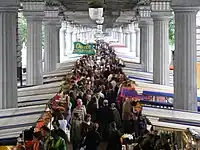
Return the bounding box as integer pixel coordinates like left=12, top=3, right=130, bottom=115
left=113, top=29, right=116, bottom=39
left=82, top=27, right=86, bottom=41
left=86, top=28, right=90, bottom=40
left=135, top=23, right=140, bottom=57
left=60, top=21, right=67, bottom=63
left=114, top=30, right=117, bottom=40
left=44, top=8, right=60, bottom=73
left=123, top=33, right=126, bottom=44
left=129, top=24, right=136, bottom=55
left=0, top=1, right=19, bottom=109
left=172, top=5, right=199, bottom=111
left=89, top=30, right=93, bottom=40
left=82, top=30, right=85, bottom=42
left=23, top=2, right=44, bottom=85
left=152, top=16, right=171, bottom=85
left=115, top=28, right=119, bottom=41
left=65, top=23, right=73, bottom=53
left=151, top=1, right=172, bottom=85
left=114, top=28, right=118, bottom=39
left=80, top=27, right=84, bottom=41
left=57, top=24, right=60, bottom=63
left=130, top=31, right=136, bottom=55
left=72, top=27, right=77, bottom=50
left=125, top=31, right=131, bottom=49
left=111, top=30, right=114, bottom=39
left=119, top=27, right=124, bottom=44
left=78, top=27, right=82, bottom=41
left=139, top=6, right=153, bottom=72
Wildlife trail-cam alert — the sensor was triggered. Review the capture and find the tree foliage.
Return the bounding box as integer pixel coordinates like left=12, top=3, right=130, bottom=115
left=18, top=12, right=45, bottom=49
left=18, top=12, right=27, bottom=44
left=169, top=17, right=175, bottom=46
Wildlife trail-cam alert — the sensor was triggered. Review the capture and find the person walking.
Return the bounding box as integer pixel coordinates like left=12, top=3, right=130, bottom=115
left=106, top=122, right=122, bottom=150
left=84, top=123, right=101, bottom=150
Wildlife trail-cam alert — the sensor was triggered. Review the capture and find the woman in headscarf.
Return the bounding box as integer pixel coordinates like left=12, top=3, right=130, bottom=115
left=71, top=99, right=86, bottom=122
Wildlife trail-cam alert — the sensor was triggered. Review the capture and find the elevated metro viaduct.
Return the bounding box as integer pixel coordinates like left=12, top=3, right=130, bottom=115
left=0, top=0, right=200, bottom=112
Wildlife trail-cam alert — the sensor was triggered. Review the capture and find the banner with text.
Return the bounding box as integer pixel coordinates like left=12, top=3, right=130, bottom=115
left=73, top=42, right=96, bottom=55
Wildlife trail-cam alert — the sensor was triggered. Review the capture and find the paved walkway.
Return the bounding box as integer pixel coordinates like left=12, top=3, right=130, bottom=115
left=124, top=62, right=174, bottom=86
left=67, top=142, right=107, bottom=149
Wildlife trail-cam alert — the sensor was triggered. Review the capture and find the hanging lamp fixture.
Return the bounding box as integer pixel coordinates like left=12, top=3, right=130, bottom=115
left=88, top=0, right=104, bottom=20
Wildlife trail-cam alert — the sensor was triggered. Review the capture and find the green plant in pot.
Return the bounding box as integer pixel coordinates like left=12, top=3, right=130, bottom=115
left=88, top=0, right=104, bottom=8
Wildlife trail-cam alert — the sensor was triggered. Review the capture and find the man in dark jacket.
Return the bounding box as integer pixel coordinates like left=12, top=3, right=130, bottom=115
left=98, top=100, right=111, bottom=140
left=109, top=103, right=121, bottom=129
left=84, top=123, right=101, bottom=150
left=106, top=122, right=122, bottom=150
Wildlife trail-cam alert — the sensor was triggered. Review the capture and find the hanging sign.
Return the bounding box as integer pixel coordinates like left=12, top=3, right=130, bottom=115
left=73, top=42, right=96, bottom=55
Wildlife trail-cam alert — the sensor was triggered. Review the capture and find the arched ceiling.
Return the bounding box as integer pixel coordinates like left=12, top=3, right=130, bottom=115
left=21, top=0, right=139, bottom=28
left=55, top=0, right=138, bottom=28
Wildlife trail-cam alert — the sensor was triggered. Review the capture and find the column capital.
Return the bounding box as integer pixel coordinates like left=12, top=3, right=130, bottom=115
left=22, top=1, right=45, bottom=11
left=134, top=27, right=140, bottom=32
left=150, top=0, right=173, bottom=20
left=72, top=27, right=78, bottom=34
left=128, top=23, right=136, bottom=32
left=134, top=22, right=140, bottom=31
left=44, top=8, right=60, bottom=25
left=22, top=1, right=45, bottom=20
left=139, top=19, right=153, bottom=26
left=0, top=0, right=19, bottom=12
left=118, top=27, right=123, bottom=33
left=138, top=5, right=151, bottom=18
left=151, top=12, right=172, bottom=20
left=123, top=24, right=132, bottom=33
left=123, top=28, right=129, bottom=34
left=172, top=6, right=200, bottom=12
left=138, top=5, right=153, bottom=25
left=130, top=29, right=136, bottom=33
left=151, top=0, right=172, bottom=12
left=171, top=0, right=200, bottom=12
left=66, top=23, right=73, bottom=33
left=172, top=0, right=200, bottom=9
left=0, top=0, right=19, bottom=6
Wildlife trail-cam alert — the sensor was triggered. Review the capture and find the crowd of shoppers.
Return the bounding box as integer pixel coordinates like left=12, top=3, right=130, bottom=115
left=14, top=42, right=171, bottom=150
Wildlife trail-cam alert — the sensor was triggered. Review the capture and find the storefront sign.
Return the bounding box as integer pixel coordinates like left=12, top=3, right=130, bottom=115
left=73, top=42, right=96, bottom=55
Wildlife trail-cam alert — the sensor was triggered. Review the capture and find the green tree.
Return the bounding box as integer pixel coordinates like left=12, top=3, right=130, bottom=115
left=18, top=12, right=45, bottom=49
left=18, top=12, right=27, bottom=44
left=169, top=17, right=175, bottom=46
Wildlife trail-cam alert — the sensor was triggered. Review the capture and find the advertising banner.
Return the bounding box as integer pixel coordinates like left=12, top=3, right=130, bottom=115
left=73, top=42, right=96, bottom=55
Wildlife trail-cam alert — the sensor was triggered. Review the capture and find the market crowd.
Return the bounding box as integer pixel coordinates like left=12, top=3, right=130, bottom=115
left=15, top=42, right=171, bottom=150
